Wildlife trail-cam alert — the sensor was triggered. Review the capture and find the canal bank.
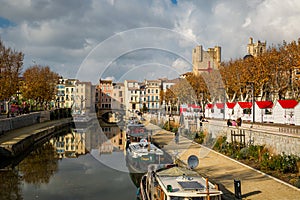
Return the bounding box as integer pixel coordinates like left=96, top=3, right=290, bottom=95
left=146, top=123, right=300, bottom=200
left=0, top=118, right=72, bottom=158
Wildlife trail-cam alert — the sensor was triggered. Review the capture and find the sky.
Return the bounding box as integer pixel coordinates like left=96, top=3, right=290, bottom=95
left=0, top=0, right=300, bottom=84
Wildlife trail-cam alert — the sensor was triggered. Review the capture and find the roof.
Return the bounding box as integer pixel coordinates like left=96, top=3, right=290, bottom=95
left=238, top=102, right=252, bottom=109
left=206, top=104, right=213, bottom=109
left=277, top=100, right=298, bottom=109
left=226, top=102, right=236, bottom=109
left=215, top=103, right=224, bottom=109
left=256, top=101, right=273, bottom=109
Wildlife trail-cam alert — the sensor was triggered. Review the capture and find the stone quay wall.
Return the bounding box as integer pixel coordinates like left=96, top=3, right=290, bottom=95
left=0, top=112, right=41, bottom=133
left=204, top=121, right=300, bottom=157
left=0, top=111, right=53, bottom=134
left=146, top=114, right=300, bottom=156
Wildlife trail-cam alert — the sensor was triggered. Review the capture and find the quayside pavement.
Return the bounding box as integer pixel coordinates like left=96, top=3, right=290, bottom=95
left=146, top=123, right=300, bottom=200
left=0, top=118, right=71, bottom=145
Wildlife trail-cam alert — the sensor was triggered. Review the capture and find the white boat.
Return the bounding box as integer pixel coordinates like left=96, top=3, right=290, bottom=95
left=126, top=123, right=148, bottom=142
left=125, top=138, right=164, bottom=173
left=139, top=156, right=222, bottom=200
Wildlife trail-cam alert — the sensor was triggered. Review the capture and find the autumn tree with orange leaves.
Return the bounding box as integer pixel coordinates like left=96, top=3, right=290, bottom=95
left=23, top=65, right=59, bottom=110
left=219, top=38, right=300, bottom=102
left=168, top=38, right=300, bottom=107
left=0, top=40, right=23, bottom=104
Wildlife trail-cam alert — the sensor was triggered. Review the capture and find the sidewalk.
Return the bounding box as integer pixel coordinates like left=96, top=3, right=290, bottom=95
left=0, top=118, right=71, bottom=145
left=146, top=123, right=300, bottom=200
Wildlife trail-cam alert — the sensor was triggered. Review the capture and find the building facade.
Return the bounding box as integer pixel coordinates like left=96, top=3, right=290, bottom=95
left=124, top=80, right=141, bottom=114
left=56, top=78, right=76, bottom=109
left=144, top=79, right=161, bottom=113
left=74, top=81, right=92, bottom=114
left=112, top=82, right=125, bottom=110
left=96, top=79, right=113, bottom=112
left=247, top=37, right=266, bottom=57
left=192, top=45, right=221, bottom=76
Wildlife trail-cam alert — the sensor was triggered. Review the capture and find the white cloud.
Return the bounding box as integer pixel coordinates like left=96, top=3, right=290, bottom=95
left=0, top=0, right=299, bottom=80
left=242, top=17, right=251, bottom=28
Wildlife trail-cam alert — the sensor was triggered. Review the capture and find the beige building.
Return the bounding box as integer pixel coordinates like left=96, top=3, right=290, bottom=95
left=247, top=37, right=266, bottom=57
left=112, top=82, right=125, bottom=110
left=56, top=78, right=76, bottom=109
left=144, top=79, right=161, bottom=113
left=124, top=80, right=141, bottom=114
left=74, top=81, right=92, bottom=114
left=192, top=45, right=221, bottom=76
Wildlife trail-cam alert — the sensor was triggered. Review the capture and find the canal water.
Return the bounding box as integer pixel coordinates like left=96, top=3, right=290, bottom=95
left=0, top=124, right=139, bottom=200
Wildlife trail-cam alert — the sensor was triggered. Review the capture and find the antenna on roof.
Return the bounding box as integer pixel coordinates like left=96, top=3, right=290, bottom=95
left=187, top=155, right=199, bottom=169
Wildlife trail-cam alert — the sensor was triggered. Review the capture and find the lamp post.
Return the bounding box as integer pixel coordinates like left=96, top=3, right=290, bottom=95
left=247, top=82, right=255, bottom=124
left=251, top=83, right=255, bottom=124
left=218, top=87, right=226, bottom=120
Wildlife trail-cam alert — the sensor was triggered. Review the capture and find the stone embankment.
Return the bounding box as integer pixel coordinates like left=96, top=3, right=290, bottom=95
left=146, top=123, right=300, bottom=200
left=0, top=118, right=71, bottom=158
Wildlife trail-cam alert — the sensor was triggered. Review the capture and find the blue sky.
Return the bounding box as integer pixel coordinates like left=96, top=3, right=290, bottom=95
left=0, top=17, right=15, bottom=28
left=0, top=0, right=300, bottom=83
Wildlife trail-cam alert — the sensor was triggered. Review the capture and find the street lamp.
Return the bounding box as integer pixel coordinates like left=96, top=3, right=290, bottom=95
left=247, top=82, right=255, bottom=124
left=218, top=87, right=226, bottom=120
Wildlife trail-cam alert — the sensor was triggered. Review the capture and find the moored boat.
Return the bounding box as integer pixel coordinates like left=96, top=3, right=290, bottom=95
left=139, top=157, right=222, bottom=200
left=126, top=138, right=164, bottom=173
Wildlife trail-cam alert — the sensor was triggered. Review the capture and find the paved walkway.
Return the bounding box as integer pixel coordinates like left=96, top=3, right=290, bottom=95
left=0, top=118, right=70, bottom=145
left=146, top=123, right=300, bottom=200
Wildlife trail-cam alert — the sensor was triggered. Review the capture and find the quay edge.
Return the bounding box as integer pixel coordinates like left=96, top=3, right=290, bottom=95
left=0, top=119, right=72, bottom=158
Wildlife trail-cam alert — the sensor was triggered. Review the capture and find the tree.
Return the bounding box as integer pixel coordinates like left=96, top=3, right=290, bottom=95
left=0, top=39, right=23, bottom=105
left=23, top=65, right=59, bottom=110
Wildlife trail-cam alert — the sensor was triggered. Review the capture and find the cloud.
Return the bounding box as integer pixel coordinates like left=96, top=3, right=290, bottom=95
left=242, top=17, right=251, bottom=28
left=0, top=0, right=299, bottom=80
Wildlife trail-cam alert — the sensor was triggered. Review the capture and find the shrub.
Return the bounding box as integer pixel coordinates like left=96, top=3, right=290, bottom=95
left=194, top=131, right=205, bottom=144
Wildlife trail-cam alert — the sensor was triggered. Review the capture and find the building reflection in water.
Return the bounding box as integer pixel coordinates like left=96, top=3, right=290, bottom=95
left=0, top=118, right=135, bottom=199
left=50, top=128, right=88, bottom=158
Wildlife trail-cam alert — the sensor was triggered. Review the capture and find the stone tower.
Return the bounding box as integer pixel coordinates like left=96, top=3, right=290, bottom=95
left=247, top=37, right=266, bottom=57
left=192, top=45, right=221, bottom=76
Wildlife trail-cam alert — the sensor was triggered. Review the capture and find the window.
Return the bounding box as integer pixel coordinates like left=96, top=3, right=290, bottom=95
left=243, top=108, right=251, bottom=114
left=265, top=109, right=272, bottom=115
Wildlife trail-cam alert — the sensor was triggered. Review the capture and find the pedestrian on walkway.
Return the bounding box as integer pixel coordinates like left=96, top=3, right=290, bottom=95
left=175, top=130, right=179, bottom=144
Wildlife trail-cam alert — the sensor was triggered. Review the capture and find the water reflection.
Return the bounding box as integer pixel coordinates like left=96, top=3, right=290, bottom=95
left=0, top=169, right=22, bottom=200
left=0, top=121, right=138, bottom=200
left=19, top=142, right=58, bottom=185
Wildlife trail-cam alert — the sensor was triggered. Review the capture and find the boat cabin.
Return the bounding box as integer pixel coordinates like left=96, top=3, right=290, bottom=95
left=144, top=165, right=222, bottom=200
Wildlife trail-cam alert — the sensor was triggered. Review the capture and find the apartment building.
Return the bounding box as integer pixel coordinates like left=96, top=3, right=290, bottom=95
left=124, top=80, right=140, bottom=114
left=144, top=79, right=161, bottom=113
left=112, top=82, right=125, bottom=110
left=96, top=79, right=113, bottom=112
left=56, top=78, right=76, bottom=109
left=74, top=81, right=92, bottom=114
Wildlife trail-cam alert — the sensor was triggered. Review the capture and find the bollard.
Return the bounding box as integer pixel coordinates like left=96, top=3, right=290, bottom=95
left=234, top=179, right=242, bottom=199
